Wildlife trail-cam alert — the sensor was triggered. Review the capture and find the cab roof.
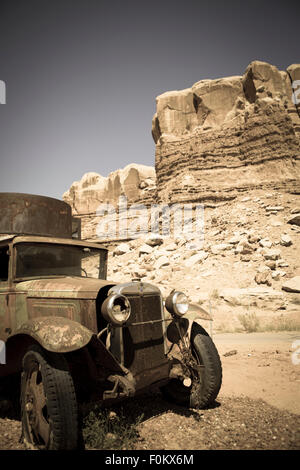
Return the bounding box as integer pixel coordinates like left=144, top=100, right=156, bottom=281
left=0, top=234, right=107, bottom=251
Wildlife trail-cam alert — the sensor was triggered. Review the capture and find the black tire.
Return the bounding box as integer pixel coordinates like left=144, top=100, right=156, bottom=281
left=21, top=344, right=78, bottom=450
left=161, top=326, right=222, bottom=409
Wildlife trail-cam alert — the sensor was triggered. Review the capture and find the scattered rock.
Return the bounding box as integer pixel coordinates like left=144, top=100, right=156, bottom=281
left=132, top=267, right=147, bottom=278
left=255, top=269, right=272, bottom=287
left=272, top=270, right=286, bottom=280
left=248, top=233, right=261, bottom=243
left=211, top=244, right=232, bottom=254
left=184, top=251, right=209, bottom=268
left=235, top=241, right=254, bottom=255
left=154, top=256, right=170, bottom=270
left=114, top=243, right=130, bottom=256
left=265, top=260, right=276, bottom=270
left=290, top=208, right=300, bottom=214
left=139, top=244, right=153, bottom=256
left=165, top=242, right=177, bottom=251
left=265, top=206, right=284, bottom=212
left=276, top=259, right=289, bottom=268
left=228, top=235, right=241, bottom=245
left=280, top=234, right=292, bottom=247
left=263, top=249, right=281, bottom=261
left=105, top=433, right=117, bottom=442
left=241, top=254, right=252, bottom=262
left=223, top=350, right=238, bottom=357
left=259, top=238, right=273, bottom=248
left=271, top=221, right=282, bottom=227
left=147, top=234, right=164, bottom=247
left=287, top=215, right=300, bottom=227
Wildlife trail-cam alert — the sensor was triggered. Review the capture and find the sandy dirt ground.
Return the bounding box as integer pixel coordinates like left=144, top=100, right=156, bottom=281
left=213, top=331, right=300, bottom=415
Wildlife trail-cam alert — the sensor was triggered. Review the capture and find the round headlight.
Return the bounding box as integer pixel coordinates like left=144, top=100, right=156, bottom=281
left=101, top=294, right=131, bottom=326
left=165, top=291, right=189, bottom=318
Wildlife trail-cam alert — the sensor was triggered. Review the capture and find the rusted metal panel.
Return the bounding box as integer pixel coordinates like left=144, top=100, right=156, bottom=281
left=0, top=193, right=72, bottom=238
left=122, top=294, right=168, bottom=387
left=15, top=278, right=114, bottom=300
left=11, top=315, right=94, bottom=353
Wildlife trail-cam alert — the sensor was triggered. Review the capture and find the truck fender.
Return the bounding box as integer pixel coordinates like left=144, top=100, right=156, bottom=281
left=9, top=316, right=94, bottom=353
left=166, top=316, right=212, bottom=346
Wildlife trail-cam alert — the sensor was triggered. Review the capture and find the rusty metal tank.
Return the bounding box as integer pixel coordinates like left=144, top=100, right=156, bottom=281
left=0, top=193, right=72, bottom=238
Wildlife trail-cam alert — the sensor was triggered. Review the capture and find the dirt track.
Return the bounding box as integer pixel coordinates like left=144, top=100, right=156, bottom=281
left=0, top=331, right=299, bottom=450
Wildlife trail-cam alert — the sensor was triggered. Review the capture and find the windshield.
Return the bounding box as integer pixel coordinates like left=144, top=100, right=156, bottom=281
left=15, top=243, right=107, bottom=280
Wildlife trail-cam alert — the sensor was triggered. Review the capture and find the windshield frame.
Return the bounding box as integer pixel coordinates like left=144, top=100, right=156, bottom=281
left=12, top=238, right=108, bottom=282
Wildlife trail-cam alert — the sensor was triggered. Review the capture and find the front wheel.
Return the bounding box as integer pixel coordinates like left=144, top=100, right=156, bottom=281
left=21, top=344, right=78, bottom=450
left=161, top=326, right=222, bottom=409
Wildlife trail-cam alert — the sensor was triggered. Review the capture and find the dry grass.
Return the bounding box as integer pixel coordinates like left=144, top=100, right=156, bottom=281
left=237, top=312, right=260, bottom=333
left=82, top=402, right=144, bottom=450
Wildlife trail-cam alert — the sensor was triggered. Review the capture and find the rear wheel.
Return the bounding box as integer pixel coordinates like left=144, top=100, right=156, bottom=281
left=161, top=326, right=222, bottom=409
left=21, top=344, right=78, bottom=450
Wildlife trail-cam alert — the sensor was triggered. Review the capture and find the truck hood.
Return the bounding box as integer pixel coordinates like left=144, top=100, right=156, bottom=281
left=15, top=276, right=115, bottom=299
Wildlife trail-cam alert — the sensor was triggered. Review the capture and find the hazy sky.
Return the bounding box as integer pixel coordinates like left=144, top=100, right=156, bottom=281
left=0, top=0, right=299, bottom=199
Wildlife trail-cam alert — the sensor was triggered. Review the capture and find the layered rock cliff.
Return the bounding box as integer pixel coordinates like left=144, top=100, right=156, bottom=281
left=64, top=60, right=300, bottom=240
left=152, top=61, right=300, bottom=204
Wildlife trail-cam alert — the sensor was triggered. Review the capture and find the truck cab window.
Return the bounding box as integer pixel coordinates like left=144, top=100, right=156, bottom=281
left=0, top=246, right=9, bottom=281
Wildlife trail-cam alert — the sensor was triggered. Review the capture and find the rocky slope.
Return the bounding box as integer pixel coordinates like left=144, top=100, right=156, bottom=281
left=153, top=61, right=300, bottom=204
left=105, top=189, right=300, bottom=331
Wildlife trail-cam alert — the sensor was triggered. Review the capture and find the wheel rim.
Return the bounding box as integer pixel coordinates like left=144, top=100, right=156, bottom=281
left=24, top=361, right=50, bottom=449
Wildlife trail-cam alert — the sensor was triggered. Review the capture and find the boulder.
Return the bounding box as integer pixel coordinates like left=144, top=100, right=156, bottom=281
left=219, top=287, right=286, bottom=309
left=280, top=234, right=292, bottom=247
left=235, top=241, right=254, bottom=255
left=287, top=215, right=300, bottom=227
left=184, top=251, right=209, bottom=268
left=154, top=256, right=170, bottom=270
left=211, top=243, right=232, bottom=255
left=114, top=243, right=130, bottom=256
left=259, top=238, right=273, bottom=248
left=248, top=233, right=261, bottom=244
left=265, top=260, right=276, bottom=270
left=138, top=244, right=153, bottom=256
left=263, top=248, right=281, bottom=260
left=145, top=233, right=164, bottom=247
left=282, top=277, right=300, bottom=293
left=255, top=268, right=272, bottom=287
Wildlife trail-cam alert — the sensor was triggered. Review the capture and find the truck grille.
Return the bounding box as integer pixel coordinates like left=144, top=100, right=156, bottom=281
left=123, top=294, right=166, bottom=374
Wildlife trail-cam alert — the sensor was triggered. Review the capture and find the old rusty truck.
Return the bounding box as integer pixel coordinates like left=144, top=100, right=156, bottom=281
left=0, top=193, right=222, bottom=450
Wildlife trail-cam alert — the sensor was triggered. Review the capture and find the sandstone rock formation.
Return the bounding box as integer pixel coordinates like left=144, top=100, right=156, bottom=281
left=152, top=61, right=300, bottom=204
left=63, top=163, right=156, bottom=215
left=64, top=60, right=300, bottom=245
left=63, top=164, right=156, bottom=239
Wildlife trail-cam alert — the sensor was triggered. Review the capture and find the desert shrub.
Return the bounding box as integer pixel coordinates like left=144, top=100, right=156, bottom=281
left=238, top=312, right=260, bottom=333
left=210, top=288, right=220, bottom=301
left=262, top=317, right=300, bottom=332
